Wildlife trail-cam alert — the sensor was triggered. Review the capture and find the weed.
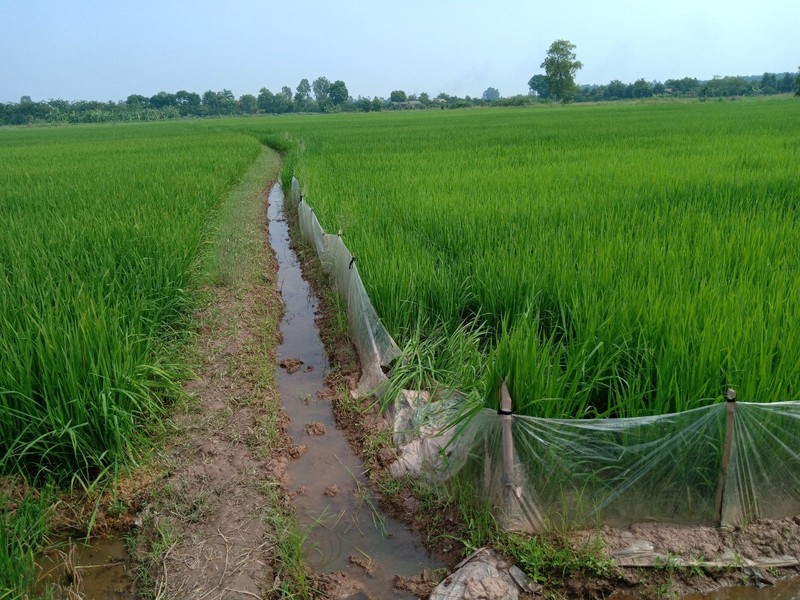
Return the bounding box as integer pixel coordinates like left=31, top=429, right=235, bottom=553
left=258, top=482, right=315, bottom=599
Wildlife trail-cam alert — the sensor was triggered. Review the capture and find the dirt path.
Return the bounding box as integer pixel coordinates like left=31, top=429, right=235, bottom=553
left=135, top=150, right=294, bottom=598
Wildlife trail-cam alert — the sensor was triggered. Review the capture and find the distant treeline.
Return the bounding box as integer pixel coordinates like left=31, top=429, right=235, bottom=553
left=3, top=72, right=798, bottom=126
left=566, top=72, right=798, bottom=102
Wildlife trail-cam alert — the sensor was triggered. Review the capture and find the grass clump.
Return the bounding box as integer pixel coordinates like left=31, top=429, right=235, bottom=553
left=259, top=482, right=314, bottom=600
left=0, top=484, right=54, bottom=599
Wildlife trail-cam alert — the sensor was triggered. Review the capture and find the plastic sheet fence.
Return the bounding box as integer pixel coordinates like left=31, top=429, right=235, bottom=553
left=288, top=179, right=400, bottom=395
left=457, top=403, right=794, bottom=530
left=287, top=178, right=800, bottom=533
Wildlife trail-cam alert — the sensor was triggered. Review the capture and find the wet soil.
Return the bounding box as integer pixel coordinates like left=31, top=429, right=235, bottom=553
left=683, top=578, right=800, bottom=599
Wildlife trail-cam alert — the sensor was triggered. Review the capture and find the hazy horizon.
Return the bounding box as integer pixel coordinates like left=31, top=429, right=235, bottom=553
left=2, top=0, right=798, bottom=104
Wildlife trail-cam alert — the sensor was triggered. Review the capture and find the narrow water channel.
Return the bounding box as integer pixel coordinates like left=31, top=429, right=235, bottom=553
left=267, top=183, right=441, bottom=598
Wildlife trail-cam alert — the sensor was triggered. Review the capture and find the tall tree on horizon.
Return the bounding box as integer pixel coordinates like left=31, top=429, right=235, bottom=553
left=540, top=39, right=583, bottom=103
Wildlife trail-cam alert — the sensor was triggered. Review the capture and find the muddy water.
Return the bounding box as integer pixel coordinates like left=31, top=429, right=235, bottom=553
left=268, top=183, right=441, bottom=598
left=681, top=579, right=800, bottom=600
left=37, top=535, right=134, bottom=598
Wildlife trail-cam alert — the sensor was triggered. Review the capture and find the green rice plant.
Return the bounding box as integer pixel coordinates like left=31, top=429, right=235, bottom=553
left=380, top=317, right=489, bottom=413
left=0, top=122, right=261, bottom=482
left=244, top=97, right=800, bottom=419
left=0, top=485, right=54, bottom=599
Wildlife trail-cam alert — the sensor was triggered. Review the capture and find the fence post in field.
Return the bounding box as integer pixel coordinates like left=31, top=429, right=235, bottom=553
left=500, top=380, right=516, bottom=525
left=714, top=388, right=737, bottom=527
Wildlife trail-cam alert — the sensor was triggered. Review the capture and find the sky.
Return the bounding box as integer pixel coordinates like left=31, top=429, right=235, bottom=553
left=2, top=0, right=798, bottom=104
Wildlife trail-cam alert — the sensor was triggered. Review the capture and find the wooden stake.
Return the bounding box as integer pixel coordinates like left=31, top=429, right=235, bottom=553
left=500, top=380, right=515, bottom=523
left=714, top=388, right=737, bottom=527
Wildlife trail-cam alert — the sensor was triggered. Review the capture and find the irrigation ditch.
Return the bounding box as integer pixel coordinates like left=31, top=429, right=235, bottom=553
left=269, top=182, right=442, bottom=598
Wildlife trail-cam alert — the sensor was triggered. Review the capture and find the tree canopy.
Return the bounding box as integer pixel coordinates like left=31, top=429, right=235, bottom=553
left=327, top=80, right=349, bottom=107
left=540, top=39, right=583, bottom=102
left=482, top=87, right=500, bottom=101
left=796, top=66, right=800, bottom=96
left=527, top=74, right=550, bottom=99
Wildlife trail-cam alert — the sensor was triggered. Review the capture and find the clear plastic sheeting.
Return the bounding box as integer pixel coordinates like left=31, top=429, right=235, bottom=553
left=288, top=178, right=400, bottom=396
left=724, top=402, right=800, bottom=525
left=288, top=177, right=800, bottom=533
left=387, top=390, right=476, bottom=480
left=452, top=402, right=800, bottom=532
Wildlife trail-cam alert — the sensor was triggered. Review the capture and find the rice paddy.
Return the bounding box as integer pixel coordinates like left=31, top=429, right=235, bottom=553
left=2, top=98, right=797, bottom=478
left=0, top=122, right=261, bottom=482
left=2, top=99, right=799, bottom=594
left=254, top=97, right=800, bottom=418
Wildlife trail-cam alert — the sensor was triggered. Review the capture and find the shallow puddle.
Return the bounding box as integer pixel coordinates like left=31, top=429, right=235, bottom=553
left=268, top=183, right=442, bottom=598
left=681, top=578, right=800, bottom=600
left=37, top=534, right=134, bottom=599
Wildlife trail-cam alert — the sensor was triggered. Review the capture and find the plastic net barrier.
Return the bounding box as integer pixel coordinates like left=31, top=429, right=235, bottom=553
left=288, top=178, right=800, bottom=533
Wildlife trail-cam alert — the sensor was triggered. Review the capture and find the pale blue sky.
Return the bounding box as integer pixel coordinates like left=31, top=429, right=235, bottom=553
left=2, top=0, right=797, bottom=103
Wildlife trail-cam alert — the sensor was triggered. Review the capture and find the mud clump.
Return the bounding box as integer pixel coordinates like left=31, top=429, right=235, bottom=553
left=395, top=569, right=446, bottom=597
left=304, top=421, right=326, bottom=436
left=376, top=447, right=396, bottom=468
left=288, top=444, right=306, bottom=458
left=349, top=554, right=379, bottom=575
left=279, top=357, right=304, bottom=373
left=324, top=485, right=340, bottom=497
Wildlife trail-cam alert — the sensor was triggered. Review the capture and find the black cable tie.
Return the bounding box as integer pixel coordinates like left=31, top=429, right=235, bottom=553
left=497, top=408, right=513, bottom=416
left=348, top=256, right=357, bottom=269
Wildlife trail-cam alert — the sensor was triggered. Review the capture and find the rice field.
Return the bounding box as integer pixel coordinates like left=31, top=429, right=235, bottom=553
left=1, top=96, right=798, bottom=593
left=254, top=97, right=800, bottom=418
left=2, top=99, right=797, bottom=476
left=0, top=122, right=261, bottom=482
